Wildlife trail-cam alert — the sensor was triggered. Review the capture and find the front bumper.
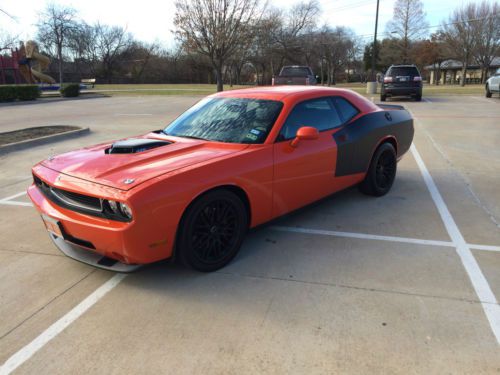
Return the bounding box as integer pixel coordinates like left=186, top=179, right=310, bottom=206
left=49, top=232, right=142, bottom=272
left=27, top=174, right=174, bottom=268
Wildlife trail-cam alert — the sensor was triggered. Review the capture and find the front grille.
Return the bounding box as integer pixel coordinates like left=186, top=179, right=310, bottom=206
left=33, top=174, right=131, bottom=222
left=34, top=175, right=103, bottom=213
left=50, top=187, right=102, bottom=212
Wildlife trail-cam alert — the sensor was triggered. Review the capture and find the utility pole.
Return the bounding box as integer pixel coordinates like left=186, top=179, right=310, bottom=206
left=367, top=0, right=380, bottom=94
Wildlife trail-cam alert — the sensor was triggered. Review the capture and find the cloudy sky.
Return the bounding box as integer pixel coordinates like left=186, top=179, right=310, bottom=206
left=1, top=0, right=470, bottom=48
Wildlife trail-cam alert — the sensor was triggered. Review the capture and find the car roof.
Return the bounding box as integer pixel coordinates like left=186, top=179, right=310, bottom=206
left=211, top=86, right=378, bottom=113
left=388, top=65, right=419, bottom=69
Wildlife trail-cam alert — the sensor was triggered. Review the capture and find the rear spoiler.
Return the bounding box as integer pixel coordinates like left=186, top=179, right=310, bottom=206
left=378, top=104, right=406, bottom=111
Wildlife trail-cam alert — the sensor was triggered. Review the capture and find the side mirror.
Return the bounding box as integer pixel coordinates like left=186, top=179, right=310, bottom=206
left=290, top=126, right=319, bottom=148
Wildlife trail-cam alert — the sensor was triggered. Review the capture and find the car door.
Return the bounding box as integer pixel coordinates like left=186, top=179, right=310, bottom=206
left=491, top=68, right=500, bottom=91
left=272, top=97, right=343, bottom=217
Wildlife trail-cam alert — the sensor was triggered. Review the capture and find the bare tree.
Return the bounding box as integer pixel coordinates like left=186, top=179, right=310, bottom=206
left=93, top=23, right=133, bottom=83
left=319, top=26, right=354, bottom=85
left=0, top=29, right=20, bottom=50
left=248, top=9, right=283, bottom=84
left=472, top=1, right=500, bottom=83
left=273, top=1, right=320, bottom=68
left=386, top=0, right=428, bottom=63
left=441, top=3, right=477, bottom=86
left=174, top=0, right=262, bottom=91
left=36, top=4, right=78, bottom=84
left=67, top=22, right=99, bottom=76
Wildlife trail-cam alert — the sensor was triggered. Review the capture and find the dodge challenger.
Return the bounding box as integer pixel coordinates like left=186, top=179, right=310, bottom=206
left=28, top=86, right=414, bottom=272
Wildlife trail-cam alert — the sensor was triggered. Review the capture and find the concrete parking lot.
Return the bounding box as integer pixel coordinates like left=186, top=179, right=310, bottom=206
left=0, top=94, right=499, bottom=374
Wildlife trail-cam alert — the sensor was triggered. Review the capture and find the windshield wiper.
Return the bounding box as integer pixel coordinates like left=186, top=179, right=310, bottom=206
left=168, top=133, right=208, bottom=141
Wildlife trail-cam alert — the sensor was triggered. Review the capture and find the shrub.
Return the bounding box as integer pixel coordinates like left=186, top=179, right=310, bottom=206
left=0, top=85, right=40, bottom=102
left=0, top=86, right=16, bottom=102
left=60, top=83, right=80, bottom=97
left=16, top=85, right=40, bottom=101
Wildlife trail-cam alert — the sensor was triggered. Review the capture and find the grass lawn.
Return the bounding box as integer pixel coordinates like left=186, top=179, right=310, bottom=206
left=73, top=83, right=487, bottom=97
left=90, top=84, right=248, bottom=96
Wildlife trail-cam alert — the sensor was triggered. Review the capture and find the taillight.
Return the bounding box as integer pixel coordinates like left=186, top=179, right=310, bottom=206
left=384, top=76, right=393, bottom=83
left=413, top=76, right=422, bottom=82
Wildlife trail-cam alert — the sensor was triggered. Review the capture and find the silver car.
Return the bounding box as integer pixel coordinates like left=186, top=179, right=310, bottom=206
left=486, top=68, right=500, bottom=98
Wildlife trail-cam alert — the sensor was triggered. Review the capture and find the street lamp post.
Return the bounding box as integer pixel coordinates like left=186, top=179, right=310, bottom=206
left=367, top=0, right=380, bottom=94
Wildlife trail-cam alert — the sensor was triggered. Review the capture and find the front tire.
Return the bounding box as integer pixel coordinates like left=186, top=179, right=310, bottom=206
left=359, top=143, right=397, bottom=197
left=380, top=94, right=386, bottom=102
left=177, top=190, right=248, bottom=272
left=485, top=84, right=492, bottom=98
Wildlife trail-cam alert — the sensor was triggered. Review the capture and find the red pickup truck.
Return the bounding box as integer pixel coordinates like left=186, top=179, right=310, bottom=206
left=272, top=66, right=317, bottom=86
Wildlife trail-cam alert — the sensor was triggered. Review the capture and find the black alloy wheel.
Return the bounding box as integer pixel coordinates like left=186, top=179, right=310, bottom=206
left=359, top=142, right=397, bottom=197
left=177, top=190, right=248, bottom=272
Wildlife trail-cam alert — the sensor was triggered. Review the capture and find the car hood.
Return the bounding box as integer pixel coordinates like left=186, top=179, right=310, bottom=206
left=41, top=133, right=249, bottom=190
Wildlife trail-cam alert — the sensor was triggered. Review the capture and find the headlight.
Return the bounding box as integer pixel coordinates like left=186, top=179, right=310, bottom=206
left=119, top=202, right=133, bottom=219
left=104, top=200, right=133, bottom=221
left=108, top=200, right=119, bottom=213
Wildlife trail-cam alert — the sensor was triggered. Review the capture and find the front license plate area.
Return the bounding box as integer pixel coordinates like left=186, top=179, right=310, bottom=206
left=41, top=214, right=63, bottom=238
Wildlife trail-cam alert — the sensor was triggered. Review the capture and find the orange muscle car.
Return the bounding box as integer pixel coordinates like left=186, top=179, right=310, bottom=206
left=28, top=86, right=414, bottom=272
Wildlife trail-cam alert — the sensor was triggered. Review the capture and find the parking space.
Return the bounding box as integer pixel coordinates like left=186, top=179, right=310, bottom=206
left=0, top=95, right=499, bottom=373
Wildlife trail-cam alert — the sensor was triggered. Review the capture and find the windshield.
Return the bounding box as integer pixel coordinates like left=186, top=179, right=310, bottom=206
left=163, top=97, right=283, bottom=144
left=280, top=67, right=311, bottom=77
left=388, top=67, right=419, bottom=77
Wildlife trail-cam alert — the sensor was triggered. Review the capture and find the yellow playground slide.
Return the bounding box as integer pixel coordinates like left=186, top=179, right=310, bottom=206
left=18, top=40, right=56, bottom=84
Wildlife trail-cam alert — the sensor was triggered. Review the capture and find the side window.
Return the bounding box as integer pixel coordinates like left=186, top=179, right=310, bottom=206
left=333, top=97, right=359, bottom=123
left=278, top=98, right=342, bottom=140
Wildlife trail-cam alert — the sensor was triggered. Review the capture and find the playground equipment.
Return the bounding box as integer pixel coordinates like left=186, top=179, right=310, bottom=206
left=0, top=41, right=56, bottom=85
left=19, top=41, right=56, bottom=84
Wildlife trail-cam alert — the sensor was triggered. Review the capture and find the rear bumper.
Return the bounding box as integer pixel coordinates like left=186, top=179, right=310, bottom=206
left=382, top=86, right=422, bottom=97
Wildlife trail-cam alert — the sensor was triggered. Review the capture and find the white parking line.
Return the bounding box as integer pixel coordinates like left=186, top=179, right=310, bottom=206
left=470, top=244, right=500, bottom=252
left=0, top=192, right=27, bottom=201
left=271, top=226, right=500, bottom=253
left=114, top=113, right=153, bottom=116
left=0, top=274, right=127, bottom=375
left=0, top=201, right=32, bottom=207
left=0, top=191, right=32, bottom=207
left=411, top=143, right=500, bottom=344
left=3, top=190, right=499, bottom=251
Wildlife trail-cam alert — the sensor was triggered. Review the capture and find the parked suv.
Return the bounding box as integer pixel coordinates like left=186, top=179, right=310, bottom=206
left=381, top=65, right=423, bottom=101
left=485, top=68, right=500, bottom=98
left=272, top=66, right=317, bottom=86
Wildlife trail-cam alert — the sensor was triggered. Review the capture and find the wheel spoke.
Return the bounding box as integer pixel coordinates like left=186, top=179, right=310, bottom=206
left=375, top=150, right=396, bottom=189
left=190, top=199, right=240, bottom=265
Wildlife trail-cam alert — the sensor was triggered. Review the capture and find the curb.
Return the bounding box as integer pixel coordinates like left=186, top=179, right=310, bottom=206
left=0, top=94, right=107, bottom=107
left=0, top=127, right=90, bottom=155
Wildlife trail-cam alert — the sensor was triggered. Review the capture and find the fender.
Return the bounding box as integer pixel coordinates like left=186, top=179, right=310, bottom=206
left=333, top=109, right=414, bottom=177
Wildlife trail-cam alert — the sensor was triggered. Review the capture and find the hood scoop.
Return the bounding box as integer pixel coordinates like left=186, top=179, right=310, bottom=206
left=105, top=138, right=171, bottom=154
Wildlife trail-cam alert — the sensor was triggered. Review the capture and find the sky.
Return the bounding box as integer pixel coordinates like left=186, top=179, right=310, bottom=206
left=0, top=0, right=469, bottom=48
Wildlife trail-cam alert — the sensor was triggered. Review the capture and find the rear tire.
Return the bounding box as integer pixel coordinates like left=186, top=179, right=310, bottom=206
left=177, top=190, right=248, bottom=272
left=486, top=85, right=492, bottom=98
left=415, top=94, right=422, bottom=101
left=359, top=143, right=397, bottom=197
left=380, top=94, right=386, bottom=102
